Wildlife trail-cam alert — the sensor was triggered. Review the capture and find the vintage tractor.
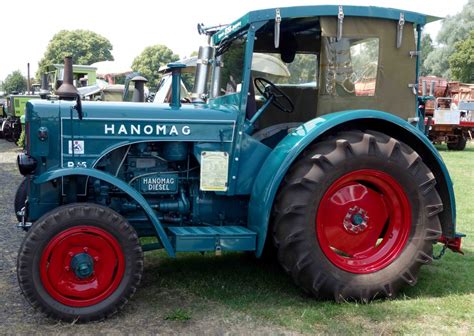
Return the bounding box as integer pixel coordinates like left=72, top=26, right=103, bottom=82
left=1, top=94, right=39, bottom=142
left=16, top=6, right=463, bottom=322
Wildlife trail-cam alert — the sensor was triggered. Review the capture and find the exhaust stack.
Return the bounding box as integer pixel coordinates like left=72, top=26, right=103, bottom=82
left=131, top=75, right=148, bottom=103
left=39, top=74, right=49, bottom=99
left=56, top=56, right=79, bottom=100
left=192, top=46, right=214, bottom=102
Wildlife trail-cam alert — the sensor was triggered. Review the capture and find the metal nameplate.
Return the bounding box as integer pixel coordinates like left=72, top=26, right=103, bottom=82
left=140, top=174, right=178, bottom=194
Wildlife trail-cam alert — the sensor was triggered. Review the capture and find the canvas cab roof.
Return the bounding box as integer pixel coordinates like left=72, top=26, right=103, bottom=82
left=212, top=5, right=441, bottom=45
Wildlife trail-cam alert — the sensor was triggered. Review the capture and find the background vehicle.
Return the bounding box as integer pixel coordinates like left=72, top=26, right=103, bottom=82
left=45, top=63, right=97, bottom=89
left=1, top=94, right=38, bottom=142
left=16, top=6, right=463, bottom=322
left=419, top=77, right=474, bottom=150
left=0, top=65, right=100, bottom=144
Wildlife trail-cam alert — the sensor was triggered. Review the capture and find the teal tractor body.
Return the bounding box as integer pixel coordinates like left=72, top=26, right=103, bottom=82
left=16, top=5, right=462, bottom=322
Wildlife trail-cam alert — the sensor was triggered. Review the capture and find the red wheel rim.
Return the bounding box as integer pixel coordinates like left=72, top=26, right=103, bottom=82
left=316, top=169, right=411, bottom=274
left=40, top=226, right=125, bottom=307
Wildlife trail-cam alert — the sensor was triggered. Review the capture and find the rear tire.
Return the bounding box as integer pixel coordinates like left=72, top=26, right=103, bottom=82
left=447, top=135, right=467, bottom=150
left=273, top=130, right=442, bottom=301
left=17, top=203, right=143, bottom=322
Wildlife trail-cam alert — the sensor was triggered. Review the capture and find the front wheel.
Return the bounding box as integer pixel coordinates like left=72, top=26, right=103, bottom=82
left=14, top=178, right=27, bottom=222
left=17, top=203, right=143, bottom=321
left=273, top=130, right=442, bottom=301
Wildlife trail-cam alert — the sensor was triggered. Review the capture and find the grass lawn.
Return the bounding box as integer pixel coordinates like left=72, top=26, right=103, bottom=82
left=145, top=143, right=473, bottom=335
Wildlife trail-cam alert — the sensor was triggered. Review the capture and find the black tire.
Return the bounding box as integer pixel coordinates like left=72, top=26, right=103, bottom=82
left=3, top=121, right=13, bottom=142
left=273, top=130, right=442, bottom=301
left=11, top=118, right=22, bottom=144
left=17, top=203, right=143, bottom=322
left=14, top=178, right=27, bottom=222
left=0, top=118, right=4, bottom=138
left=447, top=135, right=467, bottom=151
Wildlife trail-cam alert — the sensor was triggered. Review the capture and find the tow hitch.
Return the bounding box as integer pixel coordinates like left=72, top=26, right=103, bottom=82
left=433, top=233, right=466, bottom=260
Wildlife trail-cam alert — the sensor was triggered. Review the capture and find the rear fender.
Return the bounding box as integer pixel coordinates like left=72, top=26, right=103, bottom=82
left=249, top=110, right=456, bottom=257
left=34, top=167, right=175, bottom=257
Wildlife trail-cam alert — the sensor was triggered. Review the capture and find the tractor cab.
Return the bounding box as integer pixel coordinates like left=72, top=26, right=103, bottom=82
left=180, top=6, right=443, bottom=147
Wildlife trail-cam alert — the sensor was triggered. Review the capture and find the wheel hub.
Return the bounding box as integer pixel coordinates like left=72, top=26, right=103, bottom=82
left=70, top=253, right=94, bottom=279
left=316, top=169, right=411, bottom=273
left=343, top=206, right=369, bottom=234
left=40, top=226, right=125, bottom=307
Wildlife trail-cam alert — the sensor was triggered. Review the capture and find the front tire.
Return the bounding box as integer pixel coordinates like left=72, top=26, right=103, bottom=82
left=14, top=178, right=27, bottom=222
left=17, top=203, right=143, bottom=322
left=273, top=130, right=443, bottom=301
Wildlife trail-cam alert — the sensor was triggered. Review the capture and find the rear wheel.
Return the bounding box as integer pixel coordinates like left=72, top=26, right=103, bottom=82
left=17, top=203, right=143, bottom=321
left=273, top=130, right=442, bottom=301
left=447, top=134, right=467, bottom=150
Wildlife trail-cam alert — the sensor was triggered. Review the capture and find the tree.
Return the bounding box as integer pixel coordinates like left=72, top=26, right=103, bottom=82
left=131, top=45, right=179, bottom=91
left=424, top=0, right=474, bottom=78
left=449, top=31, right=474, bottom=82
left=37, top=30, right=113, bottom=76
left=2, top=70, right=27, bottom=94
left=419, top=34, right=434, bottom=76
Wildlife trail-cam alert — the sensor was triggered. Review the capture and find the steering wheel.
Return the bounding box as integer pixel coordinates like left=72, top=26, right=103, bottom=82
left=254, top=77, right=294, bottom=113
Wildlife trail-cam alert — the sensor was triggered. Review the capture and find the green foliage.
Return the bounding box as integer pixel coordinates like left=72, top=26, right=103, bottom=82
left=181, top=52, right=199, bottom=91
left=131, top=45, right=179, bottom=91
left=449, top=30, right=474, bottom=82
left=220, top=41, right=245, bottom=92
left=424, top=0, right=474, bottom=78
left=419, top=34, right=434, bottom=76
left=164, top=308, right=191, bottom=321
left=350, top=38, right=379, bottom=81
left=17, top=130, right=25, bottom=149
left=285, top=54, right=318, bottom=84
left=37, top=30, right=114, bottom=76
left=2, top=70, right=27, bottom=94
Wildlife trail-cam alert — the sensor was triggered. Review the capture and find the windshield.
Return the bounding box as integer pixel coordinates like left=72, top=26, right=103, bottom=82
left=251, top=52, right=318, bottom=86
left=217, top=39, right=245, bottom=96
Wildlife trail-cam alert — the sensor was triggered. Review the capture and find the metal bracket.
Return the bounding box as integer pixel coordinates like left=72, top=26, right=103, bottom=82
left=409, top=50, right=421, bottom=58
left=274, top=8, right=281, bottom=48
left=407, top=117, right=420, bottom=126
left=397, top=13, right=405, bottom=48
left=215, top=237, right=222, bottom=256
left=408, top=83, right=418, bottom=95
left=337, top=5, right=344, bottom=41
left=196, top=58, right=210, bottom=65
left=17, top=206, right=32, bottom=229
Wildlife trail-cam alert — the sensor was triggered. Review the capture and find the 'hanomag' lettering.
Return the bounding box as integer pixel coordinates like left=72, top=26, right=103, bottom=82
left=104, top=124, right=191, bottom=136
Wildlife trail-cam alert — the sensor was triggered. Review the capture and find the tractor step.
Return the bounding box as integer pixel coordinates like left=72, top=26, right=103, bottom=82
left=168, top=226, right=257, bottom=253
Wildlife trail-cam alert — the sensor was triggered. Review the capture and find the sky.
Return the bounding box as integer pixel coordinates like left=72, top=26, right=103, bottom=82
left=0, top=0, right=468, bottom=81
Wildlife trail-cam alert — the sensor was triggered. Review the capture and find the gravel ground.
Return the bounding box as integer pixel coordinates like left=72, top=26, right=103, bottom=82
left=0, top=140, right=298, bottom=336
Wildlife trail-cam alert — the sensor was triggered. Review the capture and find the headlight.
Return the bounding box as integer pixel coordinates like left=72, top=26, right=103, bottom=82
left=17, top=153, right=37, bottom=176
